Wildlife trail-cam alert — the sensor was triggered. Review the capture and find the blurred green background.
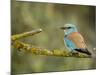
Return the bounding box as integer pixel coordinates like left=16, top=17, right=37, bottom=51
left=11, top=0, right=96, bottom=74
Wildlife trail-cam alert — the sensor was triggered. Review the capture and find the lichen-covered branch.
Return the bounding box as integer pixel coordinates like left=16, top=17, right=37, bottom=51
left=12, top=40, right=89, bottom=58
left=11, top=29, right=42, bottom=41
left=11, top=29, right=90, bottom=58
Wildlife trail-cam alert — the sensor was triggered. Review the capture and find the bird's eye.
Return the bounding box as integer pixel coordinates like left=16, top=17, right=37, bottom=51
left=67, top=27, right=71, bottom=29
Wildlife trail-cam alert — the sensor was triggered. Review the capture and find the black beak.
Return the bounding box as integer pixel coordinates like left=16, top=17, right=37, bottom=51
left=60, top=26, right=67, bottom=30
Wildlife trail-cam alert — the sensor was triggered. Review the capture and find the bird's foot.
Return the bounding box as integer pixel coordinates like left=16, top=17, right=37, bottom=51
left=70, top=52, right=79, bottom=56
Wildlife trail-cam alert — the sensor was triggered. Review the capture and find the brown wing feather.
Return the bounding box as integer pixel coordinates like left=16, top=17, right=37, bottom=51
left=67, top=32, right=87, bottom=49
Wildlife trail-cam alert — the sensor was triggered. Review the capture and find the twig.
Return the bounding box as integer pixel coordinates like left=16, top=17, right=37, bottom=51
left=11, top=29, right=42, bottom=41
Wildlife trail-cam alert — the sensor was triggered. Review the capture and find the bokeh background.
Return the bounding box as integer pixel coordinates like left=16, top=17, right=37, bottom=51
left=11, top=0, right=96, bottom=74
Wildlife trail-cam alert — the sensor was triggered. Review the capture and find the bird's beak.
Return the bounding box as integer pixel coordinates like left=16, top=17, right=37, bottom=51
left=60, top=26, right=67, bottom=30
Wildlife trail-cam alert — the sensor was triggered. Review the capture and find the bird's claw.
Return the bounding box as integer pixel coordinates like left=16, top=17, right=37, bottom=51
left=71, top=52, right=79, bottom=56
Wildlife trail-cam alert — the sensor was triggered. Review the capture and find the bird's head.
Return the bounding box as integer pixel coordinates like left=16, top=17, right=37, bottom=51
left=60, top=24, right=78, bottom=35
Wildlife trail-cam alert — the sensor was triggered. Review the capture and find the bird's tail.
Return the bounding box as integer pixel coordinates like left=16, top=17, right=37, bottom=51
left=75, top=49, right=92, bottom=55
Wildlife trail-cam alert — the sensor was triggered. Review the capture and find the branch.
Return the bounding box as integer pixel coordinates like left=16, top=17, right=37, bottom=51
left=11, top=29, right=42, bottom=41
left=11, top=29, right=90, bottom=58
left=12, top=40, right=89, bottom=58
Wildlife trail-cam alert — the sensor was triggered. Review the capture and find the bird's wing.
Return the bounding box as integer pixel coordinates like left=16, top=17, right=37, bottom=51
left=67, top=32, right=87, bottom=49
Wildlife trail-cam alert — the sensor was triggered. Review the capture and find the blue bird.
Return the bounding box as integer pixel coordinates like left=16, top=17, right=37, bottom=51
left=60, top=24, right=91, bottom=55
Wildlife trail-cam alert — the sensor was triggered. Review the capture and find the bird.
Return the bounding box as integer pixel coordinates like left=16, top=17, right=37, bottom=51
left=60, top=24, right=91, bottom=55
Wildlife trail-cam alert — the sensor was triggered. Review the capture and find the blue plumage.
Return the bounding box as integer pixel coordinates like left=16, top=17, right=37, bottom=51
left=64, top=35, right=76, bottom=51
